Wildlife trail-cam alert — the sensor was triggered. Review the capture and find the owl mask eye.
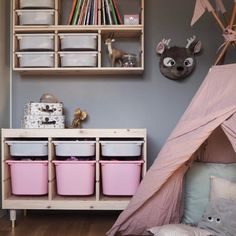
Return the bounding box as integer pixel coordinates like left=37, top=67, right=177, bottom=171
left=163, top=57, right=176, bottom=67
left=216, top=218, right=221, bottom=223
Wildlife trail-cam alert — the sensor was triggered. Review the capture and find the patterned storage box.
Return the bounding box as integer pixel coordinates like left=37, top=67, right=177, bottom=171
left=24, top=102, right=63, bottom=116
left=23, top=115, right=65, bottom=128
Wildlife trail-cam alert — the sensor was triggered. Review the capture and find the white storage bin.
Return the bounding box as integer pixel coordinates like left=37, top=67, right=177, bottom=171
left=59, top=33, right=98, bottom=51
left=23, top=115, right=65, bottom=128
left=59, top=52, right=97, bottom=67
left=100, top=141, right=143, bottom=157
left=5, top=141, right=48, bottom=156
left=16, top=10, right=55, bottom=25
left=53, top=141, right=96, bottom=157
left=16, top=52, right=54, bottom=67
left=16, top=34, right=54, bottom=51
left=20, top=0, right=55, bottom=9
left=24, top=102, right=63, bottom=116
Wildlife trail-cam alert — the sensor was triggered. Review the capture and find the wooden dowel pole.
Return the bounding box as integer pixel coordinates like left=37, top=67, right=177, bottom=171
left=214, top=41, right=230, bottom=65
left=229, top=3, right=236, bottom=28
left=210, top=10, right=226, bottom=31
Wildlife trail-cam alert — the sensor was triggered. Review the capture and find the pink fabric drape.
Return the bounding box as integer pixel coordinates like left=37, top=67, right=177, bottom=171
left=191, top=0, right=214, bottom=26
left=107, top=64, right=236, bottom=236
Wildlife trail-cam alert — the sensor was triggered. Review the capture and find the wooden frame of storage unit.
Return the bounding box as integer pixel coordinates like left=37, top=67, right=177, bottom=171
left=12, top=0, right=144, bottom=75
left=1, top=128, right=147, bottom=227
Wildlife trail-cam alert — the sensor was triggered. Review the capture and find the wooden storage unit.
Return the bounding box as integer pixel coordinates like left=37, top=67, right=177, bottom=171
left=1, top=128, right=146, bottom=227
left=12, top=0, right=144, bottom=74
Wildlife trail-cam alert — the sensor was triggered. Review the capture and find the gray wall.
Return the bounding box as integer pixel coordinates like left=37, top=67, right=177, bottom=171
left=0, top=0, right=10, bottom=215
left=12, top=0, right=232, bottom=167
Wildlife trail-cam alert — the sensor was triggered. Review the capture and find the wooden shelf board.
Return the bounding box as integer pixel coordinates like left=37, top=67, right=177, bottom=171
left=13, top=67, right=144, bottom=75
left=13, top=25, right=143, bottom=37
left=2, top=128, right=147, bottom=138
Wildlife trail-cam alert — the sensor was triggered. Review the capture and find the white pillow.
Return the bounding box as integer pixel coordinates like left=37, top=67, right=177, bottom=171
left=210, top=176, right=236, bottom=201
left=147, top=224, right=212, bottom=236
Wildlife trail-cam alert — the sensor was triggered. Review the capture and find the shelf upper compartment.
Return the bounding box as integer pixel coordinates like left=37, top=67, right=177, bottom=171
left=12, top=0, right=144, bottom=74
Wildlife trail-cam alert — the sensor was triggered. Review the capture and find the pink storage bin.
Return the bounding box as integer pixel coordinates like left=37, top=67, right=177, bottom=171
left=53, top=160, right=96, bottom=196
left=6, top=160, right=48, bottom=195
left=100, top=160, right=143, bottom=196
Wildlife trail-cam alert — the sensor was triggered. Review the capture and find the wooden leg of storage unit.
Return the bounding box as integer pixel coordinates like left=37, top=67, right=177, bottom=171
left=10, top=209, right=16, bottom=228
left=24, top=209, right=27, bottom=216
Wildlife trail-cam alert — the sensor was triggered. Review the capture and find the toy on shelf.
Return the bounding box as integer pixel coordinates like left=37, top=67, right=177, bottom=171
left=105, top=33, right=128, bottom=67
left=71, top=107, right=88, bottom=128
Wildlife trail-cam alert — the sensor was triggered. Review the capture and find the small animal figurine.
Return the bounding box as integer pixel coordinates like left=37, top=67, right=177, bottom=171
left=105, top=33, right=128, bottom=67
left=71, top=108, right=88, bottom=128
left=156, top=36, right=202, bottom=80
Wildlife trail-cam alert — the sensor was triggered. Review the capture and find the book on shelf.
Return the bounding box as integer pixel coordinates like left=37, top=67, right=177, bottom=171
left=78, top=0, right=88, bottom=25
left=83, top=0, right=91, bottom=25
left=101, top=0, right=123, bottom=25
left=68, top=0, right=122, bottom=26
left=109, top=0, right=118, bottom=25
left=104, top=0, right=113, bottom=25
left=93, top=0, right=98, bottom=25
left=70, top=0, right=83, bottom=25
left=68, top=0, right=77, bottom=25
left=101, top=0, right=107, bottom=25
left=87, top=0, right=93, bottom=25
left=111, top=0, right=123, bottom=24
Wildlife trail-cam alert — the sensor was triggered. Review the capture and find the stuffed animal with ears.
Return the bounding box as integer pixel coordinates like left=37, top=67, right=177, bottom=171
left=156, top=36, right=202, bottom=80
left=71, top=107, right=88, bottom=128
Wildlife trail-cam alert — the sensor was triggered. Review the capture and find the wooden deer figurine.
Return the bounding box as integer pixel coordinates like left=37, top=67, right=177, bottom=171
left=105, top=33, right=128, bottom=67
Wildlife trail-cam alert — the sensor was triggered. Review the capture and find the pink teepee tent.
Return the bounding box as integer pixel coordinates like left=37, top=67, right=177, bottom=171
left=107, top=63, right=236, bottom=235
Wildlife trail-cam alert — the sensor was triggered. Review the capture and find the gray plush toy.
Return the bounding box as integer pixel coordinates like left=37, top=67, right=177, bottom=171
left=156, top=36, right=201, bottom=80
left=198, top=198, right=236, bottom=236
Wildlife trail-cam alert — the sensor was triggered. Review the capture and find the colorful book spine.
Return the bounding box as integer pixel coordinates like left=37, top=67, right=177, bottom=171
left=71, top=0, right=81, bottom=25
left=111, top=0, right=123, bottom=24
left=109, top=0, right=118, bottom=25
left=68, top=0, right=77, bottom=25
left=83, top=0, right=90, bottom=25
left=93, top=0, right=98, bottom=25
left=104, top=0, right=112, bottom=24
left=78, top=0, right=87, bottom=25
left=88, top=0, right=94, bottom=25
left=101, top=0, right=106, bottom=25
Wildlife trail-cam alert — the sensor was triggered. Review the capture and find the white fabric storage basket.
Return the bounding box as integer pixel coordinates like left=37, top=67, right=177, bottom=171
left=59, top=52, right=97, bottom=67
left=5, top=141, right=48, bottom=156
left=23, top=115, right=65, bottom=128
left=16, top=34, right=54, bottom=51
left=16, top=10, right=55, bottom=25
left=20, top=0, right=55, bottom=9
left=24, top=102, right=63, bottom=116
left=100, top=141, right=143, bottom=157
left=59, top=33, right=98, bottom=51
left=53, top=141, right=96, bottom=157
left=16, top=52, right=54, bottom=67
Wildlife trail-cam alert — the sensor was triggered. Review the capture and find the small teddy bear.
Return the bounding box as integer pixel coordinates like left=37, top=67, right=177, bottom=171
left=71, top=107, right=88, bottom=128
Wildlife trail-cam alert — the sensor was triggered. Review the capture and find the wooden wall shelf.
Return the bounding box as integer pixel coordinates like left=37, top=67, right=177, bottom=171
left=12, top=0, right=144, bottom=75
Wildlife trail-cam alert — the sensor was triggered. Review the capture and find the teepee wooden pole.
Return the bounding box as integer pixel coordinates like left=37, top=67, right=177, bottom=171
left=210, top=10, right=225, bottom=30
left=214, top=41, right=230, bottom=65
left=229, top=2, right=236, bottom=28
